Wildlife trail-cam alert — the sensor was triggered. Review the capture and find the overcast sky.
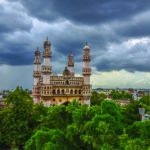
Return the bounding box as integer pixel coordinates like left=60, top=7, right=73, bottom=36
left=0, top=0, right=150, bottom=90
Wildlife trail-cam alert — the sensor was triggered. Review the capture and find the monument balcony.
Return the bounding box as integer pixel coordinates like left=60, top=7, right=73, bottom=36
left=33, top=71, right=41, bottom=78
left=68, top=62, right=74, bottom=67
left=41, top=93, right=83, bottom=97
left=82, top=68, right=91, bottom=75
left=32, top=86, right=40, bottom=96
left=34, top=58, right=41, bottom=64
left=43, top=51, right=52, bottom=58
left=83, top=85, right=92, bottom=89
left=42, top=66, right=52, bottom=74
left=83, top=55, right=91, bottom=61
left=52, top=84, right=82, bottom=87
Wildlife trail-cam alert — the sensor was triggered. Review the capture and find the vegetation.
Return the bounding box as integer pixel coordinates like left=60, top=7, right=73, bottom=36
left=90, top=91, right=106, bottom=106
left=110, top=90, right=133, bottom=100
left=0, top=87, right=150, bottom=150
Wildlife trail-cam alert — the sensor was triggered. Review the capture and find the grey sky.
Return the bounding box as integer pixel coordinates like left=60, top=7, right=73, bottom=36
left=0, top=0, right=150, bottom=89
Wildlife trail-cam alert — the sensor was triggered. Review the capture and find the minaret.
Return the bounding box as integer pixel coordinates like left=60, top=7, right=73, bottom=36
left=68, top=52, right=74, bottom=77
left=42, top=37, right=52, bottom=84
left=82, top=42, right=91, bottom=106
left=33, top=48, right=41, bottom=103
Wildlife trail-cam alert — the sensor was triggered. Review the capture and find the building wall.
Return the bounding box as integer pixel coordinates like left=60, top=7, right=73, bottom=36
left=44, top=58, right=50, bottom=66
left=43, top=75, right=50, bottom=84
left=41, top=96, right=84, bottom=106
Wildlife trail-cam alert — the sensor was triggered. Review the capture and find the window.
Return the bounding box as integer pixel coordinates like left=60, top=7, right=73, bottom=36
left=61, top=89, right=64, bottom=94
left=70, top=90, right=73, bottom=94
left=57, top=89, right=60, bottom=94
left=79, top=90, right=81, bottom=94
left=53, top=89, right=56, bottom=94
left=66, top=80, right=69, bottom=85
left=53, top=99, right=55, bottom=102
left=75, top=90, right=77, bottom=94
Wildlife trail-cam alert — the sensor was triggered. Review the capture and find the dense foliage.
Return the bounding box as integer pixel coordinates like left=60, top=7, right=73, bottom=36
left=90, top=91, right=106, bottom=106
left=0, top=87, right=150, bottom=150
left=110, top=90, right=133, bottom=100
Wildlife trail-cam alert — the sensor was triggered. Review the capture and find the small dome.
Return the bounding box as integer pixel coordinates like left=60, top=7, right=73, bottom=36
left=63, top=67, right=70, bottom=76
left=69, top=51, right=73, bottom=57
left=35, top=48, right=40, bottom=56
left=44, top=37, right=51, bottom=46
left=54, top=73, right=57, bottom=76
left=83, top=42, right=90, bottom=50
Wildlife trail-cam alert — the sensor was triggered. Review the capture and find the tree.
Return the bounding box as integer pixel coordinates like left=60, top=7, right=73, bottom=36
left=85, top=105, right=102, bottom=121
left=72, top=104, right=89, bottom=126
left=66, top=124, right=82, bottom=150
left=120, top=100, right=140, bottom=126
left=83, top=121, right=115, bottom=149
left=110, top=90, right=132, bottom=100
left=101, top=100, right=122, bottom=123
left=127, top=121, right=150, bottom=146
left=29, top=104, right=49, bottom=133
left=37, top=105, right=71, bottom=132
left=125, top=138, right=146, bottom=150
left=139, top=95, right=150, bottom=114
left=25, top=129, right=76, bottom=150
left=119, top=129, right=130, bottom=149
left=91, top=91, right=104, bottom=106
left=0, top=86, right=34, bottom=149
left=99, top=92, right=107, bottom=100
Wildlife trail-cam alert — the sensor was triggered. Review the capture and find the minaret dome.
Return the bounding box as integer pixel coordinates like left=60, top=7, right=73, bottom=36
left=83, top=42, right=90, bottom=50
left=44, top=37, right=51, bottom=47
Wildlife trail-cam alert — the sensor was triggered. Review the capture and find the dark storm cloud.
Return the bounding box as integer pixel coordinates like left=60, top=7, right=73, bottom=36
left=0, top=41, right=33, bottom=66
left=118, top=20, right=150, bottom=37
left=114, top=11, right=150, bottom=38
left=0, top=52, right=33, bottom=65
left=93, top=40, right=150, bottom=72
left=0, top=0, right=33, bottom=66
left=1, top=0, right=150, bottom=74
left=0, top=2, right=32, bottom=33
left=8, top=0, right=150, bottom=25
left=95, top=58, right=150, bottom=73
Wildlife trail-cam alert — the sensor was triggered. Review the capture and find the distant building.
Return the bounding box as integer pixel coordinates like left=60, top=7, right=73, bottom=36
left=32, top=38, right=92, bottom=107
left=114, top=99, right=130, bottom=106
left=106, top=95, right=112, bottom=100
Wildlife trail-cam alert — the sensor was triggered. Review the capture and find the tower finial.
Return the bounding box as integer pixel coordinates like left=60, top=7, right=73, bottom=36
left=46, top=36, right=48, bottom=41
left=86, top=41, right=88, bottom=45
left=37, top=47, right=39, bottom=51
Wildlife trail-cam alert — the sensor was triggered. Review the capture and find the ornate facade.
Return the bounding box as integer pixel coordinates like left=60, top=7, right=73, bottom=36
left=32, top=38, right=92, bottom=107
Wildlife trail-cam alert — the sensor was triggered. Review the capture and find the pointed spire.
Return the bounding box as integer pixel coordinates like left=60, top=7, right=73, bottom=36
left=37, top=47, right=39, bottom=51
left=69, top=51, right=73, bottom=57
left=46, top=36, right=48, bottom=41
left=84, top=41, right=90, bottom=50
left=70, top=50, right=72, bottom=54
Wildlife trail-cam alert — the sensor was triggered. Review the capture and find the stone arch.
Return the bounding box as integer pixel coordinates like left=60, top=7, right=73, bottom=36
left=70, top=89, right=73, bottom=94
left=66, top=80, right=69, bottom=85
left=53, top=89, right=55, bottom=94
left=57, top=89, right=60, bottom=94
left=75, top=90, right=77, bottom=94
left=61, top=89, right=64, bottom=94
left=61, top=101, right=71, bottom=106
left=79, top=90, right=81, bottom=94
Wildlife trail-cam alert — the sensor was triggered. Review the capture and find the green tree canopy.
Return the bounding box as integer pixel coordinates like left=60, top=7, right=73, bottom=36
left=25, top=129, right=75, bottom=150
left=0, top=86, right=34, bottom=149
